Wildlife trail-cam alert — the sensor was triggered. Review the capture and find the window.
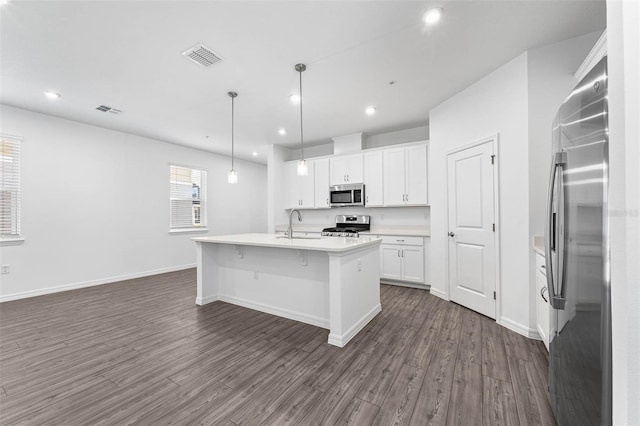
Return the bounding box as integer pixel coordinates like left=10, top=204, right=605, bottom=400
left=0, top=134, right=21, bottom=242
left=169, top=164, right=207, bottom=231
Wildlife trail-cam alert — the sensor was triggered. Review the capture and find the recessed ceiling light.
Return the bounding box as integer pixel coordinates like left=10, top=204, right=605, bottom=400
left=289, top=94, right=301, bottom=104
left=43, top=90, right=61, bottom=100
left=278, top=128, right=287, bottom=135
left=252, top=151, right=258, bottom=157
left=365, top=106, right=376, bottom=116
left=423, top=7, right=443, bottom=25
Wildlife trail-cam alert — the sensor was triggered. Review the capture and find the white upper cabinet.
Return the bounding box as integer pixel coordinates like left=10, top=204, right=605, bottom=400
left=284, top=160, right=315, bottom=209
left=364, top=151, right=383, bottom=207
left=405, top=144, right=428, bottom=205
left=383, top=143, right=428, bottom=206
left=314, top=158, right=330, bottom=209
left=330, top=154, right=364, bottom=185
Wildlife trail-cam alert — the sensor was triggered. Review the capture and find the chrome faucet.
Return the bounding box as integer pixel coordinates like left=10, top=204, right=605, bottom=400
left=287, top=209, right=302, bottom=239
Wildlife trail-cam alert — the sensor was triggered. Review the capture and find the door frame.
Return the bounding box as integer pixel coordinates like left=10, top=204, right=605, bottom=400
left=444, top=133, right=502, bottom=322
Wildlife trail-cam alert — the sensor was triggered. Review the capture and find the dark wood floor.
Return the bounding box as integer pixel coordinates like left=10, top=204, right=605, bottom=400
left=0, top=269, right=555, bottom=425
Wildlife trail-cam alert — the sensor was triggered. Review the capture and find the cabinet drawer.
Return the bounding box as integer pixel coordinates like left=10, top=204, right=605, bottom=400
left=380, top=235, right=423, bottom=246
left=535, top=253, right=546, bottom=275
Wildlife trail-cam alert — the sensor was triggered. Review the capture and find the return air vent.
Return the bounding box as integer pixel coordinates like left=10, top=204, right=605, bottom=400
left=181, top=44, right=222, bottom=67
left=96, top=105, right=122, bottom=115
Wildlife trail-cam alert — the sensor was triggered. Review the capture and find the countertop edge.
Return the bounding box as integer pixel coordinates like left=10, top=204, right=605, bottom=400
left=193, top=233, right=382, bottom=253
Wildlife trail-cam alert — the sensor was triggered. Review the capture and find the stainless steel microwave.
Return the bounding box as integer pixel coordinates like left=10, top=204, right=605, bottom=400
left=329, top=183, right=365, bottom=207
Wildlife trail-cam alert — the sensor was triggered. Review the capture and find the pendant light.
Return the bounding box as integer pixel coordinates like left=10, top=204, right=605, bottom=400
left=295, top=63, right=308, bottom=176
left=227, top=91, right=238, bottom=184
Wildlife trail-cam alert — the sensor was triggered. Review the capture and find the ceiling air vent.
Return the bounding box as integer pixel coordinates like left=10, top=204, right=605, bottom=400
left=96, top=105, right=122, bottom=115
left=181, top=44, right=222, bottom=67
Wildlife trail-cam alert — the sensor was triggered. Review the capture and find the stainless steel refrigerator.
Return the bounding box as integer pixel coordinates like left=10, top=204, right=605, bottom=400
left=546, top=55, right=611, bottom=425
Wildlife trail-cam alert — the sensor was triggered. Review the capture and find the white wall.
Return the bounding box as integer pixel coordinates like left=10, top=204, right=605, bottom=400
left=607, top=0, right=640, bottom=424
left=0, top=105, right=267, bottom=301
left=428, top=32, right=601, bottom=336
left=429, top=53, right=531, bottom=334
left=365, top=125, right=429, bottom=149
left=287, top=206, right=429, bottom=228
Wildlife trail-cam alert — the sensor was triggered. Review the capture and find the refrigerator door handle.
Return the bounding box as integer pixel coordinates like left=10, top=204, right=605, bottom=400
left=545, top=151, right=567, bottom=310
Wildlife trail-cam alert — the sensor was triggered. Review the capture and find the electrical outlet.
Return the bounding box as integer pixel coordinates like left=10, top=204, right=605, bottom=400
left=1, top=265, right=9, bottom=274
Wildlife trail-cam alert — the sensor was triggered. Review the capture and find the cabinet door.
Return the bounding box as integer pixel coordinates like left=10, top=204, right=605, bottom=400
left=364, top=151, right=383, bottom=207
left=401, top=246, right=424, bottom=283
left=347, top=154, right=364, bottom=183
left=284, top=162, right=299, bottom=209
left=381, top=245, right=403, bottom=280
left=299, top=161, right=315, bottom=208
left=536, top=270, right=549, bottom=350
left=330, top=156, right=349, bottom=185
left=383, top=148, right=406, bottom=206
left=314, top=158, right=330, bottom=208
left=405, top=144, right=428, bottom=205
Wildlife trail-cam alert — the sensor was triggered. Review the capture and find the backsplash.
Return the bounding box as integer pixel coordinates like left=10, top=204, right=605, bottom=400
left=290, top=206, right=430, bottom=227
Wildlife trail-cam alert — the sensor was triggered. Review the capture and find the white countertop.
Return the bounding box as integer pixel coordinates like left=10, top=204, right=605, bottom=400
left=533, top=235, right=545, bottom=256
left=274, top=224, right=430, bottom=237
left=193, top=233, right=381, bottom=253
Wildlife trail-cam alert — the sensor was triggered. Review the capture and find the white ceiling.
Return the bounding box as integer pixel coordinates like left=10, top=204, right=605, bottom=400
left=0, top=1, right=605, bottom=164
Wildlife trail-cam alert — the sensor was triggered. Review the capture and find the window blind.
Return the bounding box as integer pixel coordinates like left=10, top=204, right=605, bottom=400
left=0, top=135, right=21, bottom=238
left=169, top=164, right=206, bottom=229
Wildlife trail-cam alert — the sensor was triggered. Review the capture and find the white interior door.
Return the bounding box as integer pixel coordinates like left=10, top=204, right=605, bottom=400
left=447, top=140, right=496, bottom=319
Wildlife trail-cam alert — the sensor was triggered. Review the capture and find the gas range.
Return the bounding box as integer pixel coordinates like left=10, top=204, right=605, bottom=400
left=321, top=215, right=370, bottom=238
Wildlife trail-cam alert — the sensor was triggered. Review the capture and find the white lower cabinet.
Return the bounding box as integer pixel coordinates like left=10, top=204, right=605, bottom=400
left=378, top=235, right=425, bottom=284
left=535, top=252, right=550, bottom=351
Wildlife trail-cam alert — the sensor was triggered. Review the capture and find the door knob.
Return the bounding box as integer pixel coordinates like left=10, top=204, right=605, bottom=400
left=448, top=232, right=455, bottom=237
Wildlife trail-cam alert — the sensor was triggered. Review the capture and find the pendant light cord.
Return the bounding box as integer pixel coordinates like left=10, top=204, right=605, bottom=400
left=299, top=68, right=304, bottom=161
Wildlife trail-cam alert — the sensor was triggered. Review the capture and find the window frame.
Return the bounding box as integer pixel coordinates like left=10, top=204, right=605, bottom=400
left=0, top=134, right=23, bottom=245
left=168, top=163, right=208, bottom=234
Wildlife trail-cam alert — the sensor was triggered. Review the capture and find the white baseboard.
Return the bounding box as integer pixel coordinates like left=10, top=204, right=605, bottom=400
left=429, top=287, right=449, bottom=301
left=195, top=295, right=219, bottom=305
left=380, top=279, right=430, bottom=291
left=498, top=316, right=540, bottom=339
left=328, top=303, right=382, bottom=348
left=0, top=264, right=196, bottom=303
left=218, top=294, right=330, bottom=329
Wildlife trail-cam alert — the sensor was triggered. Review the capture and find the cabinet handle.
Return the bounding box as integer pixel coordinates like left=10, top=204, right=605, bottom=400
left=366, top=195, right=369, bottom=203
left=396, top=239, right=405, bottom=242
left=541, top=286, right=548, bottom=303
left=406, top=194, right=408, bottom=202
left=401, top=250, right=404, bottom=258
left=397, top=250, right=400, bottom=257
left=326, top=198, right=329, bottom=205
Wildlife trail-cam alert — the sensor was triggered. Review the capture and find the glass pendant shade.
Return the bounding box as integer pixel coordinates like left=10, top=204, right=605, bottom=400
left=227, top=169, right=238, bottom=184
left=297, top=159, right=308, bottom=176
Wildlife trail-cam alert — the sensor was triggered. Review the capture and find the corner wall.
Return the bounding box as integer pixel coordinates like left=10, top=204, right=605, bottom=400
left=607, top=0, right=640, bottom=423
left=428, top=52, right=531, bottom=334
left=0, top=105, right=268, bottom=301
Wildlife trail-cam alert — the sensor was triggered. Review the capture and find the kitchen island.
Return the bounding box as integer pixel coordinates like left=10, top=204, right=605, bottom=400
left=192, top=233, right=382, bottom=347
